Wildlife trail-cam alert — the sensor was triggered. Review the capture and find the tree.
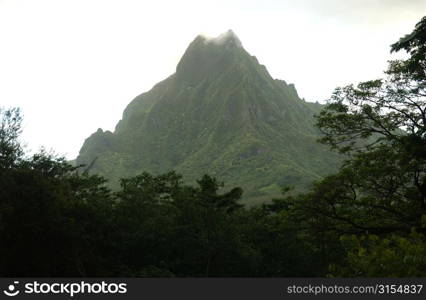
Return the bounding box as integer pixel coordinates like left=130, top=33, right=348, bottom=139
left=312, top=16, right=426, bottom=234
left=0, top=108, right=120, bottom=276
left=277, top=16, right=426, bottom=277
left=317, top=17, right=426, bottom=154
left=391, top=16, right=426, bottom=82
left=0, top=107, right=23, bottom=169
left=114, top=172, right=181, bottom=276
left=331, top=230, right=426, bottom=277
left=196, top=174, right=243, bottom=213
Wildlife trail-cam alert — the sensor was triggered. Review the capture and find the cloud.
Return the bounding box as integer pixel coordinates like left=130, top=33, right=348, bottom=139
left=200, top=30, right=243, bottom=47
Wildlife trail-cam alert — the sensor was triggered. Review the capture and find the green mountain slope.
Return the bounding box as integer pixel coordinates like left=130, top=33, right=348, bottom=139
left=76, top=30, right=341, bottom=204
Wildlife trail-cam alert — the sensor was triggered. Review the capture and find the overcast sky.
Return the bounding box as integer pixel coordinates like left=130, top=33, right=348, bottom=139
left=1, top=0, right=425, bottom=159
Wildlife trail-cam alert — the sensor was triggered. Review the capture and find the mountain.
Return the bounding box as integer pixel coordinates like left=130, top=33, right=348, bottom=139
left=76, top=30, right=341, bottom=204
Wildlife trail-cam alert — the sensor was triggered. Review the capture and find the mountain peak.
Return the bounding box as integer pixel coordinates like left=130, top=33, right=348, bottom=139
left=77, top=31, right=341, bottom=203
left=176, top=30, right=247, bottom=85
left=201, top=30, right=242, bottom=48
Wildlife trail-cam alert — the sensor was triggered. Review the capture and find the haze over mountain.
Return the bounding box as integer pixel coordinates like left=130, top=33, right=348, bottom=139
left=76, top=31, right=341, bottom=203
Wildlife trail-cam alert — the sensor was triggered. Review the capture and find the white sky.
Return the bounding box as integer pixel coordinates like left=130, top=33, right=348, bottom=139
left=1, top=0, right=425, bottom=159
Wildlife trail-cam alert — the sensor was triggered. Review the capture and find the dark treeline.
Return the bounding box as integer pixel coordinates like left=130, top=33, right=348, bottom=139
left=0, top=139, right=321, bottom=276
left=1, top=17, right=426, bottom=277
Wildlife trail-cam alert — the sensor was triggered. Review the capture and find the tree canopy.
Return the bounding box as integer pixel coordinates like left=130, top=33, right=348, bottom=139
left=282, top=16, right=426, bottom=276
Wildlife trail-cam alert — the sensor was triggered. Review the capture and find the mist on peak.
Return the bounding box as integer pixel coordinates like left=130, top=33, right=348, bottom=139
left=175, top=30, right=250, bottom=85
left=200, top=30, right=243, bottom=48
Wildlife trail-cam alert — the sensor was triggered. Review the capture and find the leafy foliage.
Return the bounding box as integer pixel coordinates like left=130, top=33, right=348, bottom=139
left=277, top=16, right=426, bottom=277
left=332, top=231, right=426, bottom=277
left=0, top=107, right=23, bottom=169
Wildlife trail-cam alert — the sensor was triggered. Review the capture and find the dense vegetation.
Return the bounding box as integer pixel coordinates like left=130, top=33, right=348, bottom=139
left=0, top=17, right=425, bottom=277
left=0, top=115, right=320, bottom=276
left=77, top=30, right=341, bottom=204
